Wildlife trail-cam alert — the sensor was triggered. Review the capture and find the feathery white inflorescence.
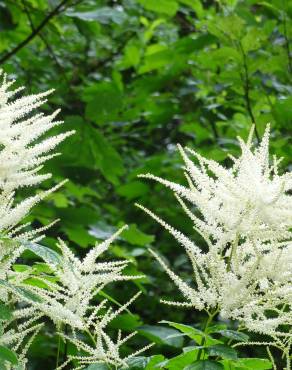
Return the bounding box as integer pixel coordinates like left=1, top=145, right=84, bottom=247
left=0, top=70, right=73, bottom=240
left=138, top=125, right=292, bottom=344
left=139, top=125, right=292, bottom=246
left=9, top=226, right=146, bottom=368
left=0, top=72, right=149, bottom=368
left=18, top=225, right=144, bottom=329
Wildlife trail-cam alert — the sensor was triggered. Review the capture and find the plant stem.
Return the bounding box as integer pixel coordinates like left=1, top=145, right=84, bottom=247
left=197, top=309, right=218, bottom=360
left=56, top=324, right=63, bottom=369
left=282, top=1, right=292, bottom=74
left=238, top=41, right=260, bottom=144
left=86, top=329, right=97, bottom=347
left=285, top=347, right=291, bottom=370
left=266, top=346, right=277, bottom=370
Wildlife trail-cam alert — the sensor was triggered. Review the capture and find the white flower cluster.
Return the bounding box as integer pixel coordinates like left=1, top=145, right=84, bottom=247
left=138, top=125, right=292, bottom=352
left=0, top=305, right=43, bottom=370
left=0, top=73, right=147, bottom=369
left=0, top=70, right=73, bottom=241
left=11, top=227, right=148, bottom=369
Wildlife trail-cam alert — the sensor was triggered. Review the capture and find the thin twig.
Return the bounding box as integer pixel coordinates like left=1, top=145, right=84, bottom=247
left=238, top=42, right=260, bottom=143
left=282, top=2, right=292, bottom=74
left=21, top=0, right=69, bottom=83
left=0, top=0, right=70, bottom=65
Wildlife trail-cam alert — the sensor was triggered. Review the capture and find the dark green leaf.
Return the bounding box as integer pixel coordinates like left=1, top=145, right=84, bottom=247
left=235, top=358, right=273, bottom=369
left=184, top=360, right=224, bottom=370
left=206, top=344, right=237, bottom=360
left=138, top=325, right=183, bottom=348
left=66, top=7, right=128, bottom=24
left=217, top=330, right=249, bottom=342
left=0, top=304, right=13, bottom=321
left=0, top=346, right=18, bottom=365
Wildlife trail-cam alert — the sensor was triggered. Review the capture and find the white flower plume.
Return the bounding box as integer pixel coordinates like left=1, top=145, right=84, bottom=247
left=0, top=72, right=149, bottom=368
left=0, top=70, right=74, bottom=240
left=18, top=225, right=144, bottom=329
left=9, top=226, right=147, bottom=368
left=139, top=124, right=292, bottom=246
left=138, top=125, right=292, bottom=343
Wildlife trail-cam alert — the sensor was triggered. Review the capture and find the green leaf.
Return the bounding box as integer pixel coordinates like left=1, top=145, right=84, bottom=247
left=206, top=324, right=227, bottom=334
left=66, top=226, right=96, bottom=248
left=62, top=116, right=125, bottom=184
left=164, top=349, right=199, bottom=369
left=0, top=346, right=18, bottom=365
left=66, top=7, right=128, bottom=25
left=273, top=97, right=292, bottom=127
left=121, top=39, right=143, bottom=68
left=110, top=313, right=143, bottom=331
left=23, top=241, right=62, bottom=266
left=138, top=48, right=173, bottom=74
left=122, top=224, right=154, bottom=246
left=206, top=14, right=245, bottom=41
left=125, top=355, right=166, bottom=370
left=12, top=264, right=31, bottom=273
left=235, top=358, right=272, bottom=369
left=23, top=277, right=50, bottom=290
left=126, top=356, right=150, bottom=369
left=161, top=321, right=219, bottom=346
left=185, top=360, right=224, bottom=370
left=85, top=364, right=108, bottom=370
left=138, top=0, right=178, bottom=16
left=178, top=0, right=203, bottom=17
left=241, top=28, right=266, bottom=52
left=117, top=181, right=149, bottom=200
left=0, top=304, right=13, bottom=321
left=32, top=263, right=53, bottom=275
left=92, top=131, right=125, bottom=184
left=138, top=325, right=183, bottom=348
left=0, top=280, right=42, bottom=303
left=206, top=344, right=237, bottom=360
left=83, top=82, right=123, bottom=124
left=217, top=330, right=249, bottom=342
left=146, top=355, right=166, bottom=369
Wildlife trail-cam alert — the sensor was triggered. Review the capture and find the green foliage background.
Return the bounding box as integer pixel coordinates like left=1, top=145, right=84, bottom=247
left=0, top=0, right=291, bottom=368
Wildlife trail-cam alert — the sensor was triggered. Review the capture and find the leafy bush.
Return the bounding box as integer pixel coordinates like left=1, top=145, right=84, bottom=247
left=0, top=0, right=291, bottom=369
